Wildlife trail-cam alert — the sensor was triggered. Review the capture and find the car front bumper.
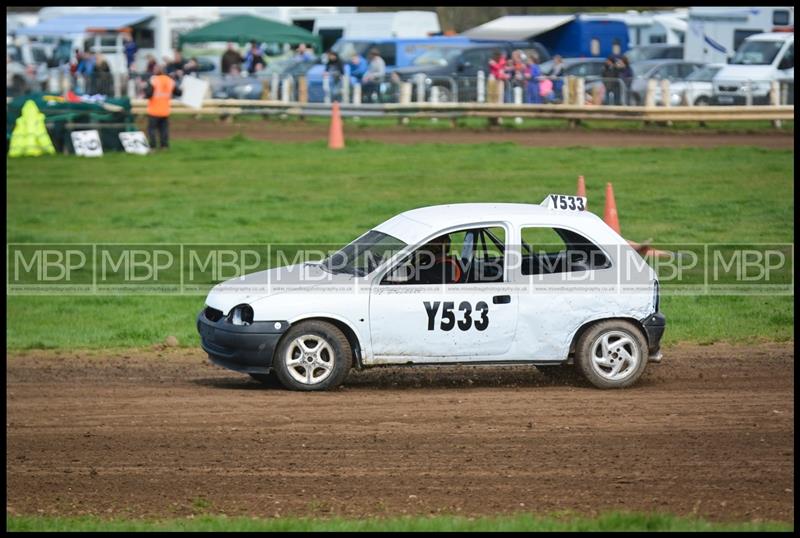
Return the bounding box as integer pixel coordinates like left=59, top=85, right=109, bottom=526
left=196, top=310, right=289, bottom=374
left=641, top=311, right=666, bottom=362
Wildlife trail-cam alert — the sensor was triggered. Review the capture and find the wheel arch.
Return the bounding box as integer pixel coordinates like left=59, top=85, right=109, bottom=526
left=284, top=315, right=366, bottom=369
left=568, top=316, right=648, bottom=358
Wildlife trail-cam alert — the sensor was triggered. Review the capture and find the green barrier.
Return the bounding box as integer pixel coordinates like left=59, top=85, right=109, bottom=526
left=6, top=93, right=135, bottom=155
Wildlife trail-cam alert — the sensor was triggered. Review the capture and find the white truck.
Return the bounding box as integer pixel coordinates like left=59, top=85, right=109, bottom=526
left=685, top=6, right=793, bottom=64
left=711, top=31, right=794, bottom=105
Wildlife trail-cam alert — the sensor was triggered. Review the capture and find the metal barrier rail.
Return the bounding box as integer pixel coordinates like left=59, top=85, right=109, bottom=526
left=127, top=99, right=794, bottom=123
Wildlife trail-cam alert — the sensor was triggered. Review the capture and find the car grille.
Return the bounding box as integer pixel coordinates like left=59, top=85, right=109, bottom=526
left=718, top=85, right=739, bottom=92
left=204, top=306, right=224, bottom=322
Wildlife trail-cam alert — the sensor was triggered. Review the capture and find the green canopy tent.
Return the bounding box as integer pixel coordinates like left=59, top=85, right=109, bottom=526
left=178, top=14, right=321, bottom=50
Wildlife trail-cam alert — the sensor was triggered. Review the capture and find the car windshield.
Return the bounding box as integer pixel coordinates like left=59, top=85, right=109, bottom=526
left=412, top=47, right=464, bottom=67
left=730, top=40, right=785, bottom=65
left=686, top=65, right=722, bottom=81
left=321, top=230, right=406, bottom=277
left=627, top=46, right=675, bottom=63
left=8, top=46, right=22, bottom=63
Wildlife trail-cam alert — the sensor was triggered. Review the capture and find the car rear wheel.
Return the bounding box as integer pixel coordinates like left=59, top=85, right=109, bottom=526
left=273, top=321, right=352, bottom=391
left=575, top=320, right=648, bottom=389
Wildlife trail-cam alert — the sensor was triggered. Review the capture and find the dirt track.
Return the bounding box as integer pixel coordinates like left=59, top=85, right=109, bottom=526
left=159, top=117, right=795, bottom=149
left=6, top=342, right=794, bottom=523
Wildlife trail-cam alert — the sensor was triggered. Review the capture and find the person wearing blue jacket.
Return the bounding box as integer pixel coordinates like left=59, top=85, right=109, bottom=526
left=345, top=53, right=368, bottom=86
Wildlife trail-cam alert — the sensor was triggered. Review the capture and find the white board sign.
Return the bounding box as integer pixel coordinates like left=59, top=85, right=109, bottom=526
left=541, top=194, right=587, bottom=211
left=71, top=130, right=103, bottom=157
left=119, top=131, right=150, bottom=155
left=179, top=76, right=209, bottom=110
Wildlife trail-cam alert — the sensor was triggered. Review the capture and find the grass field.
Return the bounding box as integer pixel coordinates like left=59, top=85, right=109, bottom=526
left=6, top=137, right=794, bottom=349
left=6, top=512, right=793, bottom=532
left=182, top=113, right=795, bottom=133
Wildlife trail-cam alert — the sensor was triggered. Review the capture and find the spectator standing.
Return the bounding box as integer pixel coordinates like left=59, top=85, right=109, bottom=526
left=488, top=50, right=510, bottom=102
left=166, top=51, right=186, bottom=78
left=547, top=55, right=565, bottom=101
left=145, top=54, right=157, bottom=75
left=123, top=33, right=137, bottom=72
left=346, top=53, right=368, bottom=85
left=94, top=53, right=113, bottom=96
left=294, top=43, right=314, bottom=62
left=243, top=41, right=264, bottom=73
left=618, top=55, right=633, bottom=105
left=220, top=43, right=243, bottom=75
left=524, top=53, right=542, bottom=104
left=145, top=64, right=182, bottom=150
left=601, top=55, right=620, bottom=105
left=76, top=51, right=96, bottom=94
left=361, top=47, right=386, bottom=101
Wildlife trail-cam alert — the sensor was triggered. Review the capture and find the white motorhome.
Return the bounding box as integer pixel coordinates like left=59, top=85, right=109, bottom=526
left=685, top=6, right=794, bottom=63
left=591, top=9, right=688, bottom=47
left=19, top=7, right=220, bottom=73
left=311, top=11, right=441, bottom=52
left=711, top=31, right=794, bottom=105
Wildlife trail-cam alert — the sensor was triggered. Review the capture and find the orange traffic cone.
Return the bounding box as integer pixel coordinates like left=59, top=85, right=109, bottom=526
left=328, top=101, right=345, bottom=149
left=603, top=182, right=621, bottom=234
left=576, top=175, right=586, bottom=206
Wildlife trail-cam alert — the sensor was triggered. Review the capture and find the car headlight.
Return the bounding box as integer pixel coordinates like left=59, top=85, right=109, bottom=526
left=670, top=93, right=682, bottom=105
left=229, top=304, right=254, bottom=326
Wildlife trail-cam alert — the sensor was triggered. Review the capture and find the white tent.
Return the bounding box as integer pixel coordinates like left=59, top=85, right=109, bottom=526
left=461, top=15, right=576, bottom=41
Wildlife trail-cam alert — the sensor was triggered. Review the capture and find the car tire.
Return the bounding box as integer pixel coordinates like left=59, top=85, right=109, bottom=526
left=273, top=321, right=352, bottom=391
left=574, top=320, right=648, bottom=389
left=249, top=371, right=282, bottom=388
left=694, top=96, right=710, bottom=106
left=629, top=93, right=641, bottom=106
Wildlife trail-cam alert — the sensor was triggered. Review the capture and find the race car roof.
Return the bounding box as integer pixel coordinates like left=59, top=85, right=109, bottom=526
left=373, top=203, right=607, bottom=245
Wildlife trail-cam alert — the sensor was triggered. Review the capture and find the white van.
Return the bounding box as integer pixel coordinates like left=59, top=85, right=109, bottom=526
left=711, top=32, right=794, bottom=105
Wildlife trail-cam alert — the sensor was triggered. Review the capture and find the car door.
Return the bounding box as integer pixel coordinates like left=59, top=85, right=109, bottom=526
left=513, top=225, right=617, bottom=360
left=368, top=225, right=518, bottom=362
left=456, top=48, right=491, bottom=101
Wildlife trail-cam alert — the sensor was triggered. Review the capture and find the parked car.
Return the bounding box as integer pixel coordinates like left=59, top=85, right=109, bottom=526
left=625, top=43, right=683, bottom=63
left=306, top=36, right=474, bottom=102
left=655, top=63, right=725, bottom=106
left=210, top=75, right=264, bottom=100
left=629, top=59, right=704, bottom=105
left=539, top=57, right=609, bottom=100
left=711, top=32, right=794, bottom=105
left=391, top=41, right=551, bottom=102
left=197, top=197, right=665, bottom=391
left=6, top=43, right=51, bottom=95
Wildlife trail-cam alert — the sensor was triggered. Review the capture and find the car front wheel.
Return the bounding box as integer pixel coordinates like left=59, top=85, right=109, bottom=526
left=273, top=321, right=352, bottom=391
left=575, top=320, right=648, bottom=389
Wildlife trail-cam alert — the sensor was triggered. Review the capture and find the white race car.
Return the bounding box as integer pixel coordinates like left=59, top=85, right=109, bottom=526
left=197, top=195, right=665, bottom=390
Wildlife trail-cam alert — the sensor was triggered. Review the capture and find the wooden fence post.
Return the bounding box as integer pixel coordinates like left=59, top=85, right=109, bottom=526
left=297, top=76, right=308, bottom=104
left=645, top=79, right=656, bottom=107
left=575, top=77, right=585, bottom=107
left=770, top=81, right=782, bottom=128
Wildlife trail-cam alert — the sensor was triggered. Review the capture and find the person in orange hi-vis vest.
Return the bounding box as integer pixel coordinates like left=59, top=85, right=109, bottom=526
left=144, top=64, right=182, bottom=149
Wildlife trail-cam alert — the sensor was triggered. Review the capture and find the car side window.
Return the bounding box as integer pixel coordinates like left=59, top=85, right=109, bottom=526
left=520, top=226, right=610, bottom=275
left=382, top=226, right=506, bottom=285
left=376, top=43, right=397, bottom=66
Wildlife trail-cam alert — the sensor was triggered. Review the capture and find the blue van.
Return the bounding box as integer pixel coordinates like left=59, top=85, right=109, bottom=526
left=306, top=36, right=474, bottom=102
left=536, top=16, right=629, bottom=58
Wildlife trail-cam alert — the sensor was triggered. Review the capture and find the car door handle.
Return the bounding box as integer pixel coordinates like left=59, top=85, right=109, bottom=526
left=492, top=295, right=511, bottom=304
